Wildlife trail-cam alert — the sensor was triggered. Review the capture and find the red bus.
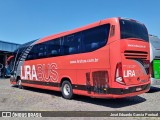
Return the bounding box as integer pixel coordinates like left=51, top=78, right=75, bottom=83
left=10, top=17, right=150, bottom=99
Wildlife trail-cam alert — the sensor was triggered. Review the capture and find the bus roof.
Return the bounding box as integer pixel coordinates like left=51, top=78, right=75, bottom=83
left=36, top=17, right=119, bottom=44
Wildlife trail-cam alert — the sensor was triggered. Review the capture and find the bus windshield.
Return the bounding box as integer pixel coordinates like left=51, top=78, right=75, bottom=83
left=120, top=19, right=149, bottom=42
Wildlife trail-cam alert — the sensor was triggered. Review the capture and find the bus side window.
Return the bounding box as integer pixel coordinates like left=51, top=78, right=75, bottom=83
left=26, top=45, right=38, bottom=60
left=62, top=33, right=81, bottom=55
left=37, top=44, right=48, bottom=58
left=48, top=38, right=61, bottom=57
left=82, top=24, right=110, bottom=52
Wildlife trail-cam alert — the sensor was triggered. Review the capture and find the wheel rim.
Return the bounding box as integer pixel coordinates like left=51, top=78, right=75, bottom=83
left=63, top=84, right=71, bottom=96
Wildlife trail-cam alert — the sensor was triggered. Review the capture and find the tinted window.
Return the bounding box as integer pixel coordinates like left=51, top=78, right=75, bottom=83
left=82, top=24, right=110, bottom=52
left=120, top=19, right=149, bottom=42
left=36, top=43, right=48, bottom=58
left=26, top=24, right=110, bottom=60
left=48, top=38, right=61, bottom=57
left=26, top=45, right=38, bottom=60
left=26, top=39, right=61, bottom=60
left=62, top=33, right=81, bottom=55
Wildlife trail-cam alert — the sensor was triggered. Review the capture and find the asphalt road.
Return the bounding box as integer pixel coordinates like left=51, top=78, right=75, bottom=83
left=0, top=78, right=160, bottom=119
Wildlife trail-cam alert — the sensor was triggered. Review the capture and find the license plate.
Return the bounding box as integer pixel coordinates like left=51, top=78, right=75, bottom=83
left=136, top=87, right=142, bottom=91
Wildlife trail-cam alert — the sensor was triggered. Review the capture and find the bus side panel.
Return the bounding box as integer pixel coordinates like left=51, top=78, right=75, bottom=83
left=75, top=46, right=110, bottom=96
left=109, top=40, right=122, bottom=88
left=20, top=44, right=110, bottom=96
left=59, top=69, right=77, bottom=87
left=21, top=56, right=78, bottom=91
left=76, top=69, right=92, bottom=96
left=76, top=68, right=110, bottom=97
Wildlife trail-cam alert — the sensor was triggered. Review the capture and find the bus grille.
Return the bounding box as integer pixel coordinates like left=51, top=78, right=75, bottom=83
left=124, top=50, right=148, bottom=59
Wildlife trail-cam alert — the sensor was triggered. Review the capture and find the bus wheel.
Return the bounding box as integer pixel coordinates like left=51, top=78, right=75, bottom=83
left=17, top=79, right=23, bottom=89
left=61, top=81, right=73, bottom=99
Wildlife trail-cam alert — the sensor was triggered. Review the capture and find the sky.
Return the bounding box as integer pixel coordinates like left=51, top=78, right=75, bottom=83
left=0, top=0, right=160, bottom=44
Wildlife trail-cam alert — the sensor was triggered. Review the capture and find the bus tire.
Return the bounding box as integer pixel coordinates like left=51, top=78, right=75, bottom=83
left=17, top=79, right=23, bottom=89
left=61, top=81, right=73, bottom=99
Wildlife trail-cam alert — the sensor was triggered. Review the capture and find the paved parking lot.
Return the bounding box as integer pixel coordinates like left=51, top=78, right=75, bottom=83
left=0, top=79, right=160, bottom=119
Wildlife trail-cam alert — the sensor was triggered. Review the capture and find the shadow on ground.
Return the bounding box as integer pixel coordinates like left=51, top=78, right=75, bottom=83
left=74, top=95, right=146, bottom=108
left=12, top=85, right=62, bottom=97
left=147, top=86, right=160, bottom=93
left=12, top=85, right=146, bottom=108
